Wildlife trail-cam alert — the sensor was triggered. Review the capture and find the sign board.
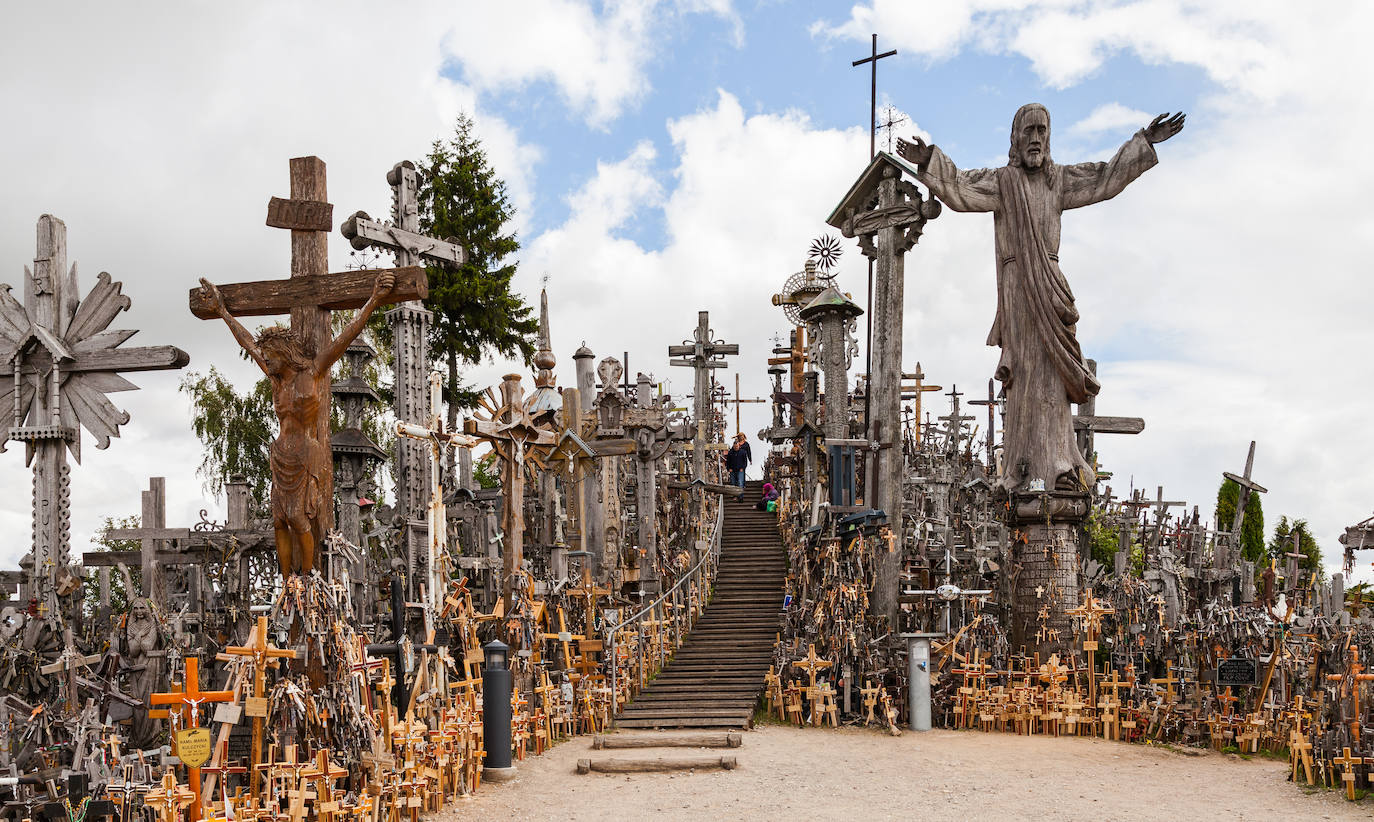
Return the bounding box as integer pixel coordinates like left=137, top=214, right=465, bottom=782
left=1216, top=657, right=1258, bottom=687
left=174, top=727, right=213, bottom=768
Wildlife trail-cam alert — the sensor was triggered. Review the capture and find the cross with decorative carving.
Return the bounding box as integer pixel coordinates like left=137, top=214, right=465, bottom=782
left=464, top=373, right=555, bottom=614
left=222, top=617, right=296, bottom=799
left=2, top=215, right=189, bottom=615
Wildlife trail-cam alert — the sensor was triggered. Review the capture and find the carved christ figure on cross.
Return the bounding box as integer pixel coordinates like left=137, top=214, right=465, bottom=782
left=197, top=272, right=396, bottom=575
left=898, top=104, right=1184, bottom=493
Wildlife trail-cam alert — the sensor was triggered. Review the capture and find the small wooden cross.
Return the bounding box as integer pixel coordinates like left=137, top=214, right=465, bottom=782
left=1150, top=661, right=1180, bottom=704
left=221, top=617, right=295, bottom=798
left=143, top=770, right=197, bottom=822
left=1331, top=746, right=1367, bottom=801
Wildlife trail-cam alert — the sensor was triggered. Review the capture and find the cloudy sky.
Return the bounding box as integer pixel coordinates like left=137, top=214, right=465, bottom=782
left=1, top=1, right=1370, bottom=581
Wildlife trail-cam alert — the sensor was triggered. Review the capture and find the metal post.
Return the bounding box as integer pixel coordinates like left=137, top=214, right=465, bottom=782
left=903, top=632, right=941, bottom=731
left=482, top=640, right=516, bottom=779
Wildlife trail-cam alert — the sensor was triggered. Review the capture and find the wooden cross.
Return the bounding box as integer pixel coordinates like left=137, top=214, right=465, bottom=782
left=199, top=740, right=248, bottom=813
left=966, top=377, right=998, bottom=464
left=221, top=616, right=296, bottom=798
left=149, top=656, right=234, bottom=820
left=37, top=629, right=101, bottom=713
left=143, top=770, right=197, bottom=822
left=1221, top=440, right=1268, bottom=547
left=1149, top=661, right=1180, bottom=704
left=463, top=373, right=555, bottom=614
left=860, top=680, right=880, bottom=724
left=2, top=215, right=189, bottom=615
left=791, top=644, right=834, bottom=695
left=188, top=157, right=426, bottom=575
left=1331, top=746, right=1368, bottom=801
left=300, top=750, right=348, bottom=822
left=724, top=373, right=767, bottom=434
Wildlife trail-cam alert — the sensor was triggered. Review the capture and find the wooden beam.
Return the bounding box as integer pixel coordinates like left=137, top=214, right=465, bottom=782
left=187, top=266, right=427, bottom=319
left=1072, top=415, right=1144, bottom=435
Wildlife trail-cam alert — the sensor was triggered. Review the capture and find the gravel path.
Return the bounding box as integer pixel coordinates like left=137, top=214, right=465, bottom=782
left=428, top=725, right=1368, bottom=821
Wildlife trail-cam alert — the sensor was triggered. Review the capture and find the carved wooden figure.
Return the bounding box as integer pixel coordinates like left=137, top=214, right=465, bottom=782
left=192, top=157, right=424, bottom=577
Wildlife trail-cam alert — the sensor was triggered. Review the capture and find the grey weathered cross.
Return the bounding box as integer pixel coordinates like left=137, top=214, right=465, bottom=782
left=938, top=384, right=976, bottom=455
left=967, top=378, right=1001, bottom=468
left=2, top=215, right=189, bottom=617
left=341, top=160, right=468, bottom=596
left=668, top=311, right=738, bottom=484
left=1222, top=440, right=1267, bottom=545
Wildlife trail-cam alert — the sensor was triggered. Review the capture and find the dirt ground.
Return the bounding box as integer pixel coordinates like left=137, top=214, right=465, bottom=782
left=429, top=725, right=1368, bottom=821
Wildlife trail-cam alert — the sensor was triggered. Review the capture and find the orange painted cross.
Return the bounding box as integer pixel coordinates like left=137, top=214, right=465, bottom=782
left=149, top=655, right=234, bottom=821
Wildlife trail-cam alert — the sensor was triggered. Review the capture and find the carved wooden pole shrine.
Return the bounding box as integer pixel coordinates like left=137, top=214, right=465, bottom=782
left=1, top=215, right=189, bottom=617
left=464, top=374, right=555, bottom=614
left=342, top=160, right=466, bottom=599
left=826, top=152, right=940, bottom=628
left=189, top=157, right=427, bottom=576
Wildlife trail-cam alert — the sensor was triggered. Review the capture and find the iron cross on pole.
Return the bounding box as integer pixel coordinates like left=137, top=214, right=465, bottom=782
left=852, top=33, right=898, bottom=434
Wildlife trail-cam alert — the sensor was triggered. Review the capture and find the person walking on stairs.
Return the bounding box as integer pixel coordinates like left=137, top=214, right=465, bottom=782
left=726, top=432, right=752, bottom=488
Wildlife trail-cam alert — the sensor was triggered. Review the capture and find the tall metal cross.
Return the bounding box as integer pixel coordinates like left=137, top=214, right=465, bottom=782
left=2, top=215, right=189, bottom=618
left=852, top=33, right=898, bottom=160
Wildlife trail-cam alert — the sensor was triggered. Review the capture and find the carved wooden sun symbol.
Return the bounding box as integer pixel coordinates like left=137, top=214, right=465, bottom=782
left=808, top=235, right=843, bottom=279
left=1, top=217, right=188, bottom=462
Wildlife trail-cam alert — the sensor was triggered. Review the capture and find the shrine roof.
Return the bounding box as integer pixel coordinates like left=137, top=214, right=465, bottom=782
left=825, top=151, right=922, bottom=229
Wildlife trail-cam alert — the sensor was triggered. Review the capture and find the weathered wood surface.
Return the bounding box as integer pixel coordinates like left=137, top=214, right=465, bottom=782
left=340, top=211, right=466, bottom=266
left=187, top=266, right=426, bottom=319
left=1072, top=415, right=1145, bottom=434
left=592, top=732, right=742, bottom=749
left=576, top=755, right=738, bottom=774
left=265, top=196, right=333, bottom=232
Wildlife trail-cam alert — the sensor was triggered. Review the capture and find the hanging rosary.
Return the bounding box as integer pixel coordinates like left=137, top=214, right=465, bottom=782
left=62, top=795, right=92, bottom=822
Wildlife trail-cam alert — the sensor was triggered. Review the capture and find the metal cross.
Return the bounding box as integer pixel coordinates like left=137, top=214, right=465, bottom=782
left=851, top=33, right=898, bottom=160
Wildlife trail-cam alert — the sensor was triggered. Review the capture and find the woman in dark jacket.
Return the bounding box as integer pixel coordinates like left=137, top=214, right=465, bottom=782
left=725, top=433, right=751, bottom=488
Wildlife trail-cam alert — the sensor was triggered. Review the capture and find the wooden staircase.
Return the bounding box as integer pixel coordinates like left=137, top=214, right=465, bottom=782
left=616, top=481, right=785, bottom=729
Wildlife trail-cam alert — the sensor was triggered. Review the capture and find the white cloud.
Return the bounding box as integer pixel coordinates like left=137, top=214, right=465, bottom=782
left=813, top=1, right=1299, bottom=100
left=1067, top=102, right=1151, bottom=136
left=442, top=0, right=742, bottom=126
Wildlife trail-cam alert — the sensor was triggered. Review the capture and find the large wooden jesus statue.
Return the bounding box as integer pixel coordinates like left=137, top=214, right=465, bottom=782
left=197, top=272, right=395, bottom=575
left=899, top=104, right=1184, bottom=494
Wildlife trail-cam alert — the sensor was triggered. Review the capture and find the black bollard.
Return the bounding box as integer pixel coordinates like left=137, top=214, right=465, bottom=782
left=482, top=639, right=515, bottom=777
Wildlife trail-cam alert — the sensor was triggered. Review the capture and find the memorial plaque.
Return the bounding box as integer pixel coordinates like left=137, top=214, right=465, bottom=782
left=1217, top=657, right=1258, bottom=687
left=174, top=727, right=213, bottom=768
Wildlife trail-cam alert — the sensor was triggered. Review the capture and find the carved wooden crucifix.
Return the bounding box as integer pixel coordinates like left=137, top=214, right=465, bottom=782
left=189, top=157, right=426, bottom=578
left=463, top=374, right=555, bottom=614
